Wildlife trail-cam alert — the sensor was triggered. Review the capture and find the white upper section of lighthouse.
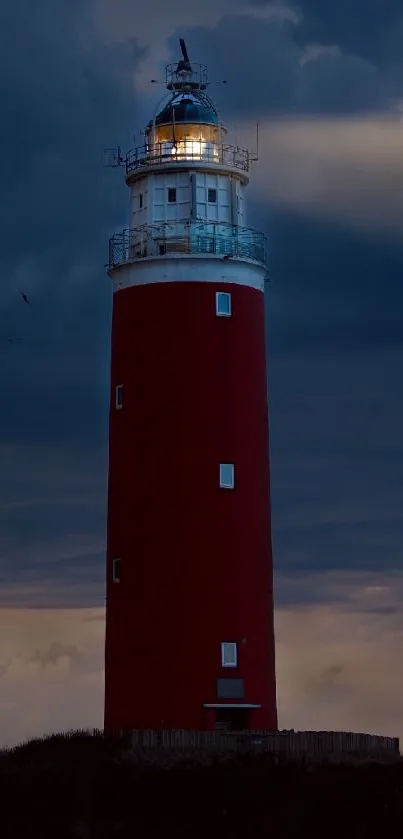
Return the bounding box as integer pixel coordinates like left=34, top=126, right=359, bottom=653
left=107, top=39, right=269, bottom=292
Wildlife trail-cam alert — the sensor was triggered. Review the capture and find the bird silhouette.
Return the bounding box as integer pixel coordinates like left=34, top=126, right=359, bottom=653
left=19, top=290, right=31, bottom=304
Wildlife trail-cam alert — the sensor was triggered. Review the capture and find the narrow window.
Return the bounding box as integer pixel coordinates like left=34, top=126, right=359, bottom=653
left=208, top=188, right=217, bottom=203
left=112, top=558, right=121, bottom=583
left=221, top=642, right=237, bottom=668
left=139, top=193, right=143, bottom=209
left=219, top=463, right=234, bottom=489
left=115, top=384, right=123, bottom=410
left=168, top=187, right=177, bottom=203
left=216, top=291, right=231, bottom=317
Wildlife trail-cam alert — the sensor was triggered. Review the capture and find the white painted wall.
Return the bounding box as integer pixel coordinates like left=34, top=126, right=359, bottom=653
left=236, top=181, right=246, bottom=227
left=130, top=170, right=246, bottom=230
left=194, top=172, right=231, bottom=224
left=130, top=177, right=148, bottom=227
left=110, top=254, right=265, bottom=293
left=153, top=172, right=191, bottom=223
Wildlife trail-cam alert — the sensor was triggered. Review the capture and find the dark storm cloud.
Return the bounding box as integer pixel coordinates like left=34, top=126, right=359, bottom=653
left=293, top=0, right=403, bottom=112
left=0, top=444, right=105, bottom=607
left=292, top=0, right=403, bottom=66
left=0, top=0, right=141, bottom=276
left=269, top=346, right=403, bottom=578
left=0, top=1, right=141, bottom=609
left=1, top=0, right=403, bottom=610
left=0, top=0, right=144, bottom=447
left=170, top=3, right=393, bottom=119
left=261, top=210, right=403, bottom=357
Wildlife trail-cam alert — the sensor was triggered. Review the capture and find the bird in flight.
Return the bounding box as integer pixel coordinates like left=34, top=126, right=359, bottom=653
left=19, top=290, right=31, bottom=304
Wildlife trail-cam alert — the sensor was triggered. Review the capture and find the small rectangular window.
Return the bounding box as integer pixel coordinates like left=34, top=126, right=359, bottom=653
left=221, top=642, right=237, bottom=668
left=216, top=291, right=231, bottom=317
left=219, top=463, right=234, bottom=489
left=217, top=678, right=244, bottom=698
left=112, top=558, right=121, bottom=583
left=139, top=193, right=143, bottom=209
left=208, top=188, right=217, bottom=203
left=168, top=188, right=177, bottom=203
left=115, top=384, right=123, bottom=410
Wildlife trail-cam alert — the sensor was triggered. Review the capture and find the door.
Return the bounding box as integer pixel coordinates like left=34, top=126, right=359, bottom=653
left=215, top=707, right=249, bottom=732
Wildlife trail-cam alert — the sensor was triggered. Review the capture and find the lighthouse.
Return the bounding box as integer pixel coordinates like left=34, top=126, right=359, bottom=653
left=104, top=40, right=277, bottom=733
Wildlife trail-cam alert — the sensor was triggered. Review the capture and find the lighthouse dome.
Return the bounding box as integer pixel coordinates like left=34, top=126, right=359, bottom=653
left=146, top=90, right=224, bottom=153
left=155, top=95, right=219, bottom=127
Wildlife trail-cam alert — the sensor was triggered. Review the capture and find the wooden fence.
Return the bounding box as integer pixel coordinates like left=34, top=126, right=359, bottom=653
left=128, top=729, right=400, bottom=759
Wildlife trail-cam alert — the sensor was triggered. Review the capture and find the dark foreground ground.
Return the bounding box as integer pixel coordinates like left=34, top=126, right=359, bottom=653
left=1, top=730, right=402, bottom=837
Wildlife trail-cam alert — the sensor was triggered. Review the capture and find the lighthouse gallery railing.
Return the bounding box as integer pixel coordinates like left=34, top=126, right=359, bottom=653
left=108, top=221, right=268, bottom=269
left=126, top=142, right=251, bottom=174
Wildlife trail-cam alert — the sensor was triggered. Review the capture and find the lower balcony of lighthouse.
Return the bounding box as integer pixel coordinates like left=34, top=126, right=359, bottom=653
left=108, top=220, right=268, bottom=271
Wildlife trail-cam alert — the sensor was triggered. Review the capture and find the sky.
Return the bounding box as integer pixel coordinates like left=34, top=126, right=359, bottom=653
left=1, top=0, right=403, bottom=747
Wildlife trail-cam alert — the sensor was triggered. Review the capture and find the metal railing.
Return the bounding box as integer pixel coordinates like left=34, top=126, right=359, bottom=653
left=108, top=221, right=268, bottom=269
left=126, top=142, right=251, bottom=174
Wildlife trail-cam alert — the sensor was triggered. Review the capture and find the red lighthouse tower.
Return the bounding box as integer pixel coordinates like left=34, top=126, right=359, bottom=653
left=104, top=41, right=277, bottom=733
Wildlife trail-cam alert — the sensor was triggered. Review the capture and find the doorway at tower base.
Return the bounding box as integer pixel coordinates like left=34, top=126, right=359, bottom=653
left=203, top=705, right=264, bottom=732
left=214, top=707, right=250, bottom=731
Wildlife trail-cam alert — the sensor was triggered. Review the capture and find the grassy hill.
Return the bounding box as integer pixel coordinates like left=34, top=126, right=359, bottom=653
left=1, top=729, right=402, bottom=837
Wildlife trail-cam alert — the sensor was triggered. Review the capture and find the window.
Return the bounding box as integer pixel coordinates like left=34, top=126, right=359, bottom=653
left=221, top=642, right=237, bottom=668
left=139, top=193, right=143, bottom=209
left=219, top=463, right=234, bottom=489
left=208, top=188, right=217, bottom=203
left=217, top=678, right=244, bottom=698
left=216, top=291, right=231, bottom=317
left=112, top=558, right=121, bottom=583
left=115, top=384, right=123, bottom=410
left=168, top=187, right=177, bottom=203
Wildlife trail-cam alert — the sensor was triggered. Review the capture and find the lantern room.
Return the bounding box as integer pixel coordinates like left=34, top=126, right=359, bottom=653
left=145, top=45, right=227, bottom=163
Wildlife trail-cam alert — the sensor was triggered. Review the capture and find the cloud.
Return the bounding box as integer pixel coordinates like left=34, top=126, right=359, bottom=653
left=276, top=576, right=403, bottom=738
left=28, top=642, right=82, bottom=670
left=304, top=664, right=346, bottom=699
left=0, top=0, right=141, bottom=289
left=299, top=42, right=342, bottom=67
left=0, top=0, right=401, bottom=734
left=93, top=0, right=246, bottom=92
left=0, top=642, right=83, bottom=679
left=237, top=2, right=301, bottom=24
left=275, top=569, right=403, bottom=613
left=0, top=1, right=146, bottom=441
left=268, top=349, right=403, bottom=576
left=1, top=581, right=403, bottom=746
left=170, top=6, right=390, bottom=122
left=250, top=117, right=403, bottom=240
left=0, top=0, right=145, bottom=467
left=0, top=607, right=104, bottom=747
left=2, top=347, right=402, bottom=609
left=293, top=0, right=403, bottom=68
left=0, top=444, right=105, bottom=608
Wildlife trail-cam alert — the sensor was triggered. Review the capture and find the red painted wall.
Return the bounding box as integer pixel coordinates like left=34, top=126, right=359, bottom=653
left=104, top=279, right=277, bottom=731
